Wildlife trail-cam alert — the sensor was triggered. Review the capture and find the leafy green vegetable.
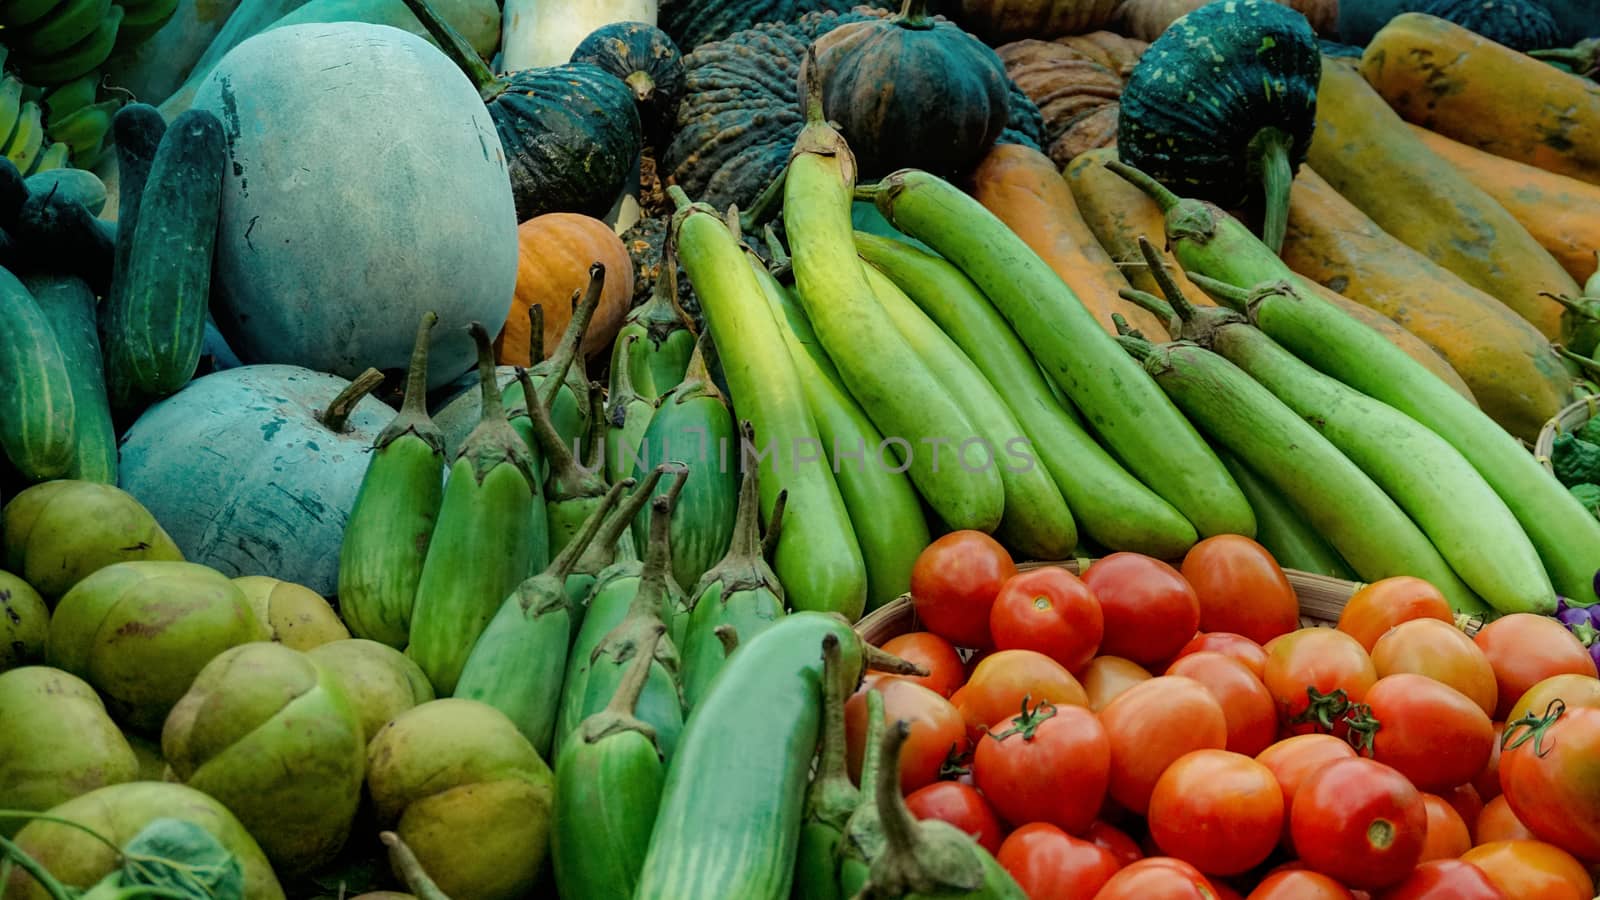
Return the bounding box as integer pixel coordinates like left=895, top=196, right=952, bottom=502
left=1571, top=483, right=1600, bottom=519
left=1552, top=433, right=1600, bottom=487
left=79, top=819, right=243, bottom=900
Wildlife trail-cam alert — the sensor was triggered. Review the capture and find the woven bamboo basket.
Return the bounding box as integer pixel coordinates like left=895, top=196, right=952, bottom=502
left=1535, top=394, right=1600, bottom=475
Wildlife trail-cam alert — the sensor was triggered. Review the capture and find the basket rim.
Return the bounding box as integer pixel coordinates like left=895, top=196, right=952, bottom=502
left=1535, top=394, right=1600, bottom=473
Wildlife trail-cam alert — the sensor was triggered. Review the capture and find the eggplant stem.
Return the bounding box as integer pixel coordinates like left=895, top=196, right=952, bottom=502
left=1104, top=159, right=1179, bottom=212
left=320, top=367, right=385, bottom=433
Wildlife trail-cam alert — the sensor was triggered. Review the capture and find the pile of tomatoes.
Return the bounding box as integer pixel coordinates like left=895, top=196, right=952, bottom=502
left=854, top=531, right=1600, bottom=899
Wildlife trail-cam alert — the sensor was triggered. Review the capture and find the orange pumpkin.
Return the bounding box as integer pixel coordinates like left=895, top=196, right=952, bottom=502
left=498, top=213, right=634, bottom=365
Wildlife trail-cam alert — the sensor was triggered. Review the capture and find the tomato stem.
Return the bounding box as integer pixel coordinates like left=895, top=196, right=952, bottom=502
left=984, top=696, right=1056, bottom=743
left=1502, top=698, right=1566, bottom=758
left=1290, top=687, right=1353, bottom=732
left=1339, top=702, right=1380, bottom=757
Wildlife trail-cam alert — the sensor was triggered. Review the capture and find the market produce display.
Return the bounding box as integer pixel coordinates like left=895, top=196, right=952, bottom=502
left=3, top=0, right=1600, bottom=896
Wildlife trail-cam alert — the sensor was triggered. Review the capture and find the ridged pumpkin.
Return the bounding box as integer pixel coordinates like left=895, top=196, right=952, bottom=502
left=809, top=0, right=1010, bottom=179
left=1339, top=0, right=1562, bottom=48
left=570, top=22, right=686, bottom=145
left=948, top=0, right=1122, bottom=43
left=659, top=0, right=893, bottom=50
left=998, top=33, right=1146, bottom=168
left=498, top=214, right=635, bottom=365
left=1118, top=0, right=1337, bottom=41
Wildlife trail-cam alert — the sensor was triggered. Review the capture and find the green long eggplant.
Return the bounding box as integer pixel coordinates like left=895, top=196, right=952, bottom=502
left=552, top=617, right=667, bottom=900
left=792, top=633, right=857, bottom=900
left=610, top=248, right=696, bottom=401
left=22, top=274, right=115, bottom=483
left=605, top=333, right=656, bottom=486
left=1216, top=449, right=1355, bottom=580
left=680, top=426, right=786, bottom=710
left=339, top=311, right=447, bottom=647
left=567, top=464, right=675, bottom=639
left=407, top=322, right=540, bottom=694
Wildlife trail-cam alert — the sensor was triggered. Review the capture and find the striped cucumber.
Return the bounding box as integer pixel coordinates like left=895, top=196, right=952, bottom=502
left=338, top=311, right=447, bottom=648
left=516, top=363, right=607, bottom=563
left=1111, top=161, right=1600, bottom=607
left=680, top=430, right=786, bottom=710
left=853, top=232, right=1197, bottom=559
left=100, top=103, right=163, bottom=419
left=552, top=616, right=667, bottom=900
left=578, top=495, right=687, bottom=761
left=0, top=267, right=74, bottom=480
left=751, top=256, right=926, bottom=612
left=406, top=323, right=540, bottom=695
left=1217, top=449, right=1355, bottom=580
left=629, top=339, right=739, bottom=596
left=668, top=186, right=866, bottom=621
left=455, top=476, right=631, bottom=757
left=792, top=634, right=857, bottom=900
left=22, top=274, right=114, bottom=482
left=860, top=263, right=1077, bottom=559
left=784, top=76, right=1004, bottom=533
left=861, top=169, right=1255, bottom=540
left=604, top=332, right=656, bottom=486
left=1115, top=330, right=1485, bottom=614
left=107, top=108, right=225, bottom=406
left=610, top=250, right=696, bottom=401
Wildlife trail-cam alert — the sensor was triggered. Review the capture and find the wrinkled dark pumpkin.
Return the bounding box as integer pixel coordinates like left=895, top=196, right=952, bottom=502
left=398, top=0, right=642, bottom=221
left=1118, top=0, right=1319, bottom=252
left=808, top=0, right=1010, bottom=179
left=1419, top=0, right=1563, bottom=49
left=999, top=33, right=1147, bottom=168
left=571, top=22, right=687, bottom=145
left=949, top=0, right=1123, bottom=44
left=660, top=0, right=896, bottom=50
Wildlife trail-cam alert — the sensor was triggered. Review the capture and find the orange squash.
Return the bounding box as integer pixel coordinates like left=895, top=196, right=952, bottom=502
left=1407, top=124, right=1600, bottom=286
left=969, top=143, right=1168, bottom=339
left=499, top=213, right=634, bottom=366
left=1360, top=14, right=1600, bottom=187
left=1283, top=166, right=1573, bottom=441
left=1308, top=58, right=1577, bottom=340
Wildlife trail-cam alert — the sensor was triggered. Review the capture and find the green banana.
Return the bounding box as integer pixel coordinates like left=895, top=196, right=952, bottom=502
left=116, top=0, right=179, bottom=43
left=16, top=5, right=123, bottom=85
left=605, top=333, right=656, bottom=487
left=338, top=312, right=448, bottom=648
left=12, top=0, right=110, bottom=60
left=2, top=102, right=44, bottom=174
left=0, top=0, right=63, bottom=31
left=41, top=72, right=98, bottom=120
left=406, top=322, right=541, bottom=695
left=26, top=141, right=66, bottom=173
left=0, top=77, right=25, bottom=149
left=45, top=98, right=118, bottom=162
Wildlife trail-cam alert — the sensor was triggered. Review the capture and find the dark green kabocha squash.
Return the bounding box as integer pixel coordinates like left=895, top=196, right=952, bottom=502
left=809, top=0, right=1010, bottom=179
left=571, top=22, right=687, bottom=145
left=398, top=0, right=642, bottom=221
left=660, top=0, right=895, bottom=51
left=1117, top=0, right=1319, bottom=254
left=1418, top=0, right=1562, bottom=50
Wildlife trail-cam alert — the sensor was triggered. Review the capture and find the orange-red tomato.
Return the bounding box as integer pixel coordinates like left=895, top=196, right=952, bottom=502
left=1257, top=734, right=1360, bottom=852
left=1180, top=535, right=1300, bottom=646
left=1473, top=721, right=1505, bottom=802
left=1291, top=758, right=1428, bottom=890
left=1148, top=750, right=1284, bottom=876
left=1165, top=652, right=1278, bottom=757
left=1477, top=794, right=1537, bottom=845
left=973, top=701, right=1109, bottom=834
left=1262, top=628, right=1378, bottom=734
left=1376, top=859, right=1506, bottom=900
left=1444, top=782, right=1484, bottom=834
left=1081, top=656, right=1153, bottom=712
left=1497, top=704, right=1600, bottom=860
left=878, top=632, right=966, bottom=698
left=909, top=531, right=1016, bottom=649
left=1506, top=673, right=1600, bottom=723
left=1248, top=870, right=1356, bottom=900
left=904, top=781, right=1004, bottom=855
left=1371, top=618, right=1499, bottom=718
left=1419, top=793, right=1472, bottom=861
left=1460, top=840, right=1595, bottom=900
left=844, top=678, right=967, bottom=794
left=1473, top=614, right=1598, bottom=719
left=1336, top=577, right=1454, bottom=651
left=989, top=567, right=1103, bottom=673
left=1080, top=553, right=1201, bottom=667
left=953, top=649, right=1087, bottom=741
left=1084, top=820, right=1143, bottom=869
left=1098, top=676, right=1228, bottom=815
left=1365, top=673, right=1495, bottom=792
left=1175, top=632, right=1269, bottom=679
left=1092, top=857, right=1219, bottom=900
left=997, top=823, right=1121, bottom=900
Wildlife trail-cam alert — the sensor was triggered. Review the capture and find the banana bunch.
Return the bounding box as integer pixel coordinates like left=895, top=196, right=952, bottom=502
left=41, top=71, right=118, bottom=167
left=0, top=0, right=127, bottom=85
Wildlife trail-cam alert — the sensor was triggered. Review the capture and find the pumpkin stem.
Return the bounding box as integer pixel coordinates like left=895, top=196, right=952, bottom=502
left=624, top=70, right=657, bottom=103
left=896, top=0, right=935, bottom=29
left=320, top=367, right=385, bottom=433
left=393, top=0, right=502, bottom=100
left=539, top=263, right=606, bottom=409
left=1137, top=235, right=1200, bottom=322
left=529, top=304, right=546, bottom=367
left=1186, top=272, right=1254, bottom=312
left=380, top=831, right=451, bottom=900
left=1104, top=159, right=1179, bottom=212
left=1250, top=128, right=1294, bottom=255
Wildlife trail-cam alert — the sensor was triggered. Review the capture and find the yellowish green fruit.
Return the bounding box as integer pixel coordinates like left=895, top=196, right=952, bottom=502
left=121, top=728, right=167, bottom=781
left=232, top=574, right=350, bottom=649
left=0, top=570, right=48, bottom=671
left=306, top=638, right=435, bottom=744
left=1, top=480, right=182, bottom=601
left=0, top=666, right=137, bottom=837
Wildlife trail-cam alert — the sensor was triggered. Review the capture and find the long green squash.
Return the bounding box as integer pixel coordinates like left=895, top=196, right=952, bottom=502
left=1216, top=449, right=1354, bottom=580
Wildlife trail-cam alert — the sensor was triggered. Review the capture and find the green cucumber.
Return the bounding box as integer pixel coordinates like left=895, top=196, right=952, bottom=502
left=1217, top=449, right=1354, bottom=580
left=100, top=103, right=164, bottom=421
left=21, top=274, right=114, bottom=483
left=0, top=267, right=74, bottom=480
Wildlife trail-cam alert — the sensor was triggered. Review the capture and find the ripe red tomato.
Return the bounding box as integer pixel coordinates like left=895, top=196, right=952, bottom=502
left=1092, top=858, right=1219, bottom=900
left=1175, top=632, right=1269, bottom=679
left=1473, top=721, right=1505, bottom=802
left=1098, top=676, right=1228, bottom=814
left=1081, top=656, right=1152, bottom=712
left=1498, top=704, right=1600, bottom=860
left=904, top=781, right=1004, bottom=855
left=1473, top=614, right=1598, bottom=719
left=1165, top=652, right=1278, bottom=757
left=997, top=823, right=1121, bottom=900
left=973, top=700, right=1108, bottom=834
left=1336, top=577, right=1454, bottom=651
left=1080, top=553, right=1201, bottom=667
left=1180, top=535, right=1299, bottom=645
left=1460, top=840, right=1595, bottom=900
left=1477, top=794, right=1537, bottom=845
left=1371, top=618, right=1499, bottom=719
left=1256, top=734, right=1359, bottom=851
left=953, top=649, right=1087, bottom=742
left=1365, top=673, right=1494, bottom=793
left=1084, top=820, right=1143, bottom=869
left=844, top=678, right=967, bottom=794
left=1376, top=860, right=1506, bottom=900
left=909, top=531, right=1016, bottom=649
left=1444, top=782, right=1484, bottom=834
left=878, top=632, right=966, bottom=698
left=1290, top=757, right=1428, bottom=890
left=1262, top=627, right=1377, bottom=734
left=1248, top=870, right=1355, bottom=900
left=1506, top=673, right=1600, bottom=723
left=1419, top=793, right=1472, bottom=861
left=1148, top=749, right=1283, bottom=876
left=989, top=567, right=1103, bottom=673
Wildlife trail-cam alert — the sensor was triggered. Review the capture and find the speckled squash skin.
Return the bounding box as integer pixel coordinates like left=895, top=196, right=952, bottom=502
left=659, top=0, right=892, bottom=49
left=998, top=33, right=1146, bottom=168
left=571, top=22, right=685, bottom=145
